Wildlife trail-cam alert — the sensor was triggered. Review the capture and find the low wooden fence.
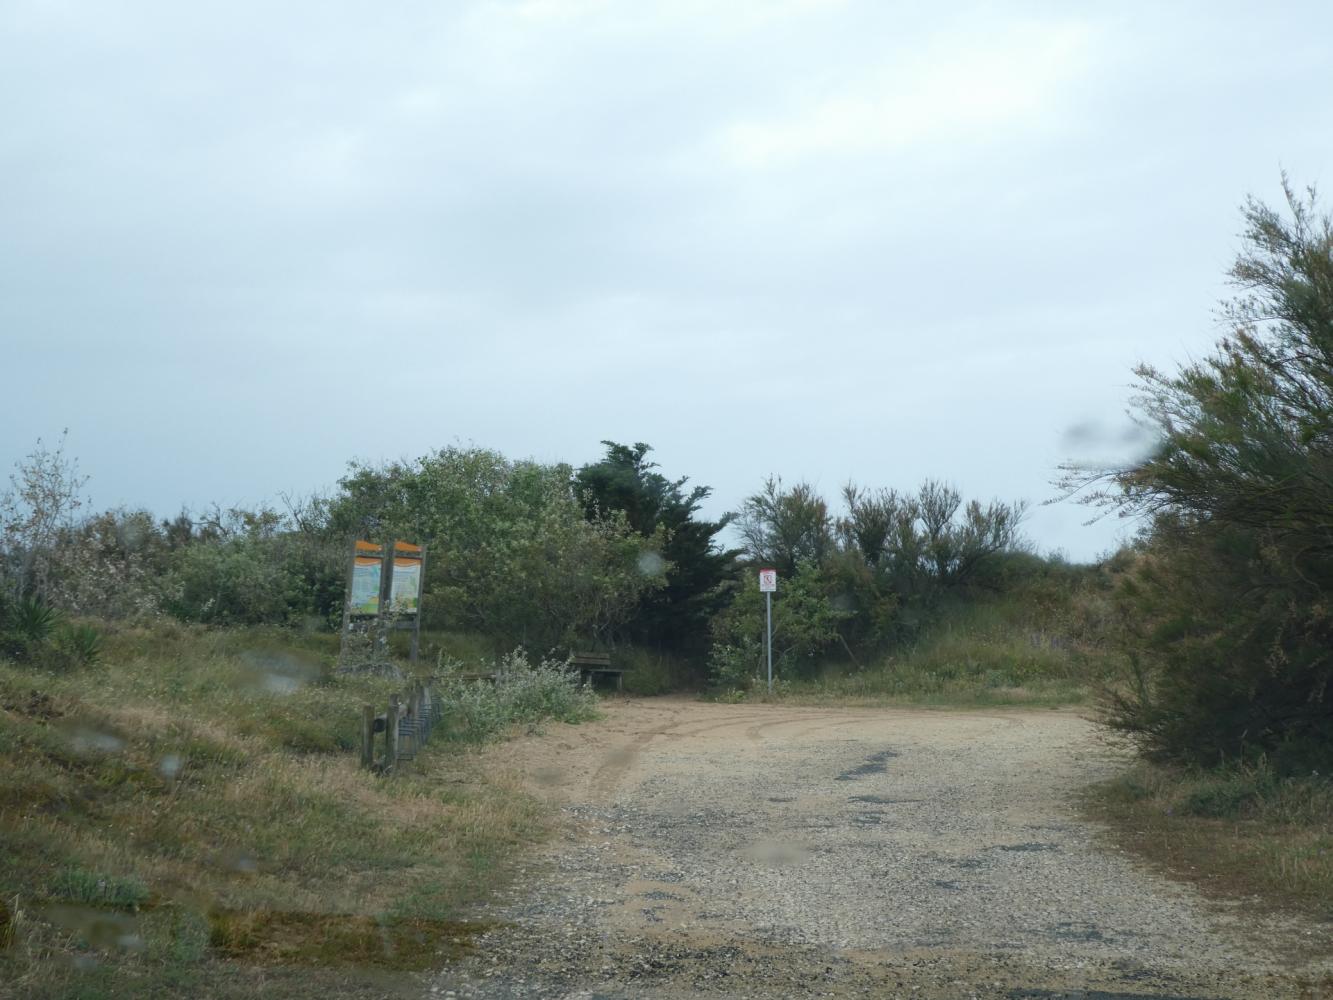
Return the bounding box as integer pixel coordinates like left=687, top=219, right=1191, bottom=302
left=358, top=652, right=616, bottom=773
left=360, top=679, right=444, bottom=772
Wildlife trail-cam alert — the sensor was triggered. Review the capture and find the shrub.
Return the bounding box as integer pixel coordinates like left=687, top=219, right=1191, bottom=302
left=435, top=649, right=599, bottom=744
left=0, top=594, right=60, bottom=660
left=708, top=635, right=764, bottom=692
left=1068, top=182, right=1333, bottom=770
left=708, top=564, right=849, bottom=685
left=51, top=622, right=102, bottom=668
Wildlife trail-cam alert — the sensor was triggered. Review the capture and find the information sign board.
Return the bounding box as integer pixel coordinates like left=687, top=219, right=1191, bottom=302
left=390, top=541, right=424, bottom=613
left=349, top=541, right=383, bottom=616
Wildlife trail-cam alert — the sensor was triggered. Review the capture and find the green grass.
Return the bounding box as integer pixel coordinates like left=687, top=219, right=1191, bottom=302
left=0, top=622, right=590, bottom=998
left=1084, top=760, right=1333, bottom=927
left=728, top=595, right=1107, bottom=708
left=617, top=647, right=700, bottom=696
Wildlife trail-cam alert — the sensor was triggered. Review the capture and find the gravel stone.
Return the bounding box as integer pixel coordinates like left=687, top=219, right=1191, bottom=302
left=426, top=700, right=1332, bottom=999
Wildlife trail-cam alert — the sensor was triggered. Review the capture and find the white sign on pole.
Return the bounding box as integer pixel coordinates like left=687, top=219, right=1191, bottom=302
left=759, top=568, right=776, bottom=693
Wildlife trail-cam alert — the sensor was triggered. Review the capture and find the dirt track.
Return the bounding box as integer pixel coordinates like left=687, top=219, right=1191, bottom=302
left=427, top=699, right=1332, bottom=999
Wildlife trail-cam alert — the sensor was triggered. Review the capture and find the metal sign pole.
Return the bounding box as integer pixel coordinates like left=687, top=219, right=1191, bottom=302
left=765, top=590, right=773, bottom=694
left=758, top=567, right=777, bottom=694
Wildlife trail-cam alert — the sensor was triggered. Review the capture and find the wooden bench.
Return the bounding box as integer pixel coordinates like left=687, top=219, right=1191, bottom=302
left=572, top=652, right=624, bottom=692
left=455, top=671, right=499, bottom=684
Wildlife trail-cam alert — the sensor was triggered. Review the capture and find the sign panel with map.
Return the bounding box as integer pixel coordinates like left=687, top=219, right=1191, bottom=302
left=349, top=540, right=383, bottom=616
left=390, top=541, right=424, bottom=614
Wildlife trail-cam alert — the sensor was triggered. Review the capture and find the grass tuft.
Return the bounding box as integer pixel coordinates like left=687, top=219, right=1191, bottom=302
left=1085, top=760, right=1333, bottom=927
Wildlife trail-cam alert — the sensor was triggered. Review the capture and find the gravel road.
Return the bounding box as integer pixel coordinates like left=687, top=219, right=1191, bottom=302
left=426, top=699, right=1331, bottom=999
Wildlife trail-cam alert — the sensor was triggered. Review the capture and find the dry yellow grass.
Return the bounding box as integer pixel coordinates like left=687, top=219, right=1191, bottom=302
left=1084, top=761, right=1333, bottom=933
left=0, top=625, right=555, bottom=999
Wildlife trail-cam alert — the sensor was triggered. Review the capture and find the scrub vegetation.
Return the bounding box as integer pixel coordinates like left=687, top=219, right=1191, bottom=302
left=0, top=625, right=595, bottom=997
left=1, top=180, right=1331, bottom=990
left=1069, top=180, right=1333, bottom=921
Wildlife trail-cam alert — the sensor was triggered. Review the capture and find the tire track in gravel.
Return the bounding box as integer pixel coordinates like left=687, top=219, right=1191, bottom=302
left=591, top=712, right=768, bottom=796
left=430, top=698, right=1333, bottom=1000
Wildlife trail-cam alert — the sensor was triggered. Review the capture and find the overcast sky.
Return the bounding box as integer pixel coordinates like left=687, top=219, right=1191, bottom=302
left=3, top=1, right=1331, bottom=560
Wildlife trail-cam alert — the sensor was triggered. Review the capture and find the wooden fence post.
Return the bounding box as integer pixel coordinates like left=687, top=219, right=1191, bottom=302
left=385, top=695, right=400, bottom=772
left=360, top=703, right=374, bottom=769
left=405, top=684, right=418, bottom=758
left=413, top=681, right=425, bottom=752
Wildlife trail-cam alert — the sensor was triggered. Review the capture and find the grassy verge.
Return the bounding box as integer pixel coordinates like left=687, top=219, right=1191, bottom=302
left=1083, top=759, right=1333, bottom=930
left=723, top=596, right=1105, bottom=708
left=0, top=623, right=597, bottom=998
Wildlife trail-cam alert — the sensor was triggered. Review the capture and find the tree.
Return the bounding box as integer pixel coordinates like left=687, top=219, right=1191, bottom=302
left=732, top=475, right=1026, bottom=661
left=0, top=431, right=88, bottom=601
left=708, top=561, right=850, bottom=686
left=736, top=477, right=833, bottom=576
left=575, top=442, right=739, bottom=650
left=1069, top=180, right=1333, bottom=768
left=329, top=446, right=667, bottom=651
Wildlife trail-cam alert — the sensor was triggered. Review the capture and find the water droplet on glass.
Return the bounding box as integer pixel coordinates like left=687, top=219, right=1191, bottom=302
left=636, top=551, right=666, bottom=577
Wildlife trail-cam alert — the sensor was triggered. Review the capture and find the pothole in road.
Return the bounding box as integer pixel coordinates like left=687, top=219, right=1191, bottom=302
left=1049, top=921, right=1107, bottom=942
left=847, top=794, right=921, bottom=805
left=835, top=749, right=899, bottom=781
left=997, top=842, right=1061, bottom=853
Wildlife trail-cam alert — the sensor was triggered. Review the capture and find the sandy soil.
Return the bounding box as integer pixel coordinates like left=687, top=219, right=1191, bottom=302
left=426, top=698, right=1332, bottom=999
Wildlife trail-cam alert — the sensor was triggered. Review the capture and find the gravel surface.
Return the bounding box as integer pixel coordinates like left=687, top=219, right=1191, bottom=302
left=426, top=699, right=1332, bottom=999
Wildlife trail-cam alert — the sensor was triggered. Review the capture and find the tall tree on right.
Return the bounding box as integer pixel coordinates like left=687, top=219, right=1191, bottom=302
left=1072, top=179, right=1333, bottom=768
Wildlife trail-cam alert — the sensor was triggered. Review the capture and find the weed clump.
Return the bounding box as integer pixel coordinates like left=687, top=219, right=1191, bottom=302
left=435, top=649, right=599, bottom=744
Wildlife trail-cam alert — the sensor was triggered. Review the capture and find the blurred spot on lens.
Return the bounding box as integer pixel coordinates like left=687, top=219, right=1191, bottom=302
left=68, top=727, right=125, bottom=755
left=603, top=748, right=635, bottom=769
left=637, top=551, right=666, bottom=577
left=217, top=850, right=258, bottom=874
left=743, top=838, right=810, bottom=868
left=42, top=904, right=138, bottom=950
left=533, top=766, right=564, bottom=787
left=237, top=649, right=323, bottom=696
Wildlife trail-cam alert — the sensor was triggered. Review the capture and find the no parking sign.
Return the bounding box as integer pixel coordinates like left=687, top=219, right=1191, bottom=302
left=758, top=569, right=777, bottom=692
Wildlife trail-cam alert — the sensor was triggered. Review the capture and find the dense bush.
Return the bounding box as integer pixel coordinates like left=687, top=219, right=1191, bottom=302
left=1075, top=181, right=1333, bottom=770
left=332, top=447, right=666, bottom=650
left=161, top=531, right=343, bottom=627
left=708, top=563, right=851, bottom=686
left=435, top=649, right=599, bottom=743
left=711, top=476, right=1032, bottom=689
left=0, top=593, right=101, bottom=670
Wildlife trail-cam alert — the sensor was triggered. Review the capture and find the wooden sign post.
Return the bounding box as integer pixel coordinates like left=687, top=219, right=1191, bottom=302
left=340, top=539, right=385, bottom=661
left=340, top=539, right=427, bottom=665
left=388, top=540, right=426, bottom=664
